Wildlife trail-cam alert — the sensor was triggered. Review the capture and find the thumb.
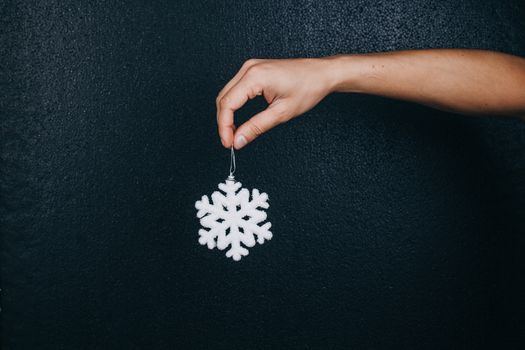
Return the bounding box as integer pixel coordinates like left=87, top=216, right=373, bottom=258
left=233, top=105, right=286, bottom=149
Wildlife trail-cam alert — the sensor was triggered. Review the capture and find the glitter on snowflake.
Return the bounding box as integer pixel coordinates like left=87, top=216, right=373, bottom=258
left=195, top=178, right=272, bottom=261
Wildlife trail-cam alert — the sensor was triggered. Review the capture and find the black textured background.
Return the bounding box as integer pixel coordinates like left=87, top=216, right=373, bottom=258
left=1, top=1, right=525, bottom=349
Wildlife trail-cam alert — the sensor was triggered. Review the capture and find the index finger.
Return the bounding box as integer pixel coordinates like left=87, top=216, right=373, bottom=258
left=216, top=59, right=260, bottom=107
left=216, top=79, right=263, bottom=148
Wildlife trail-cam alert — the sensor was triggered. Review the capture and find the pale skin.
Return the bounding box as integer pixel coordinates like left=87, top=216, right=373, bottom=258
left=216, top=49, right=525, bottom=149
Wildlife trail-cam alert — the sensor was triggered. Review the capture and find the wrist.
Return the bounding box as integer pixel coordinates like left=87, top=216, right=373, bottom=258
left=320, top=54, right=365, bottom=93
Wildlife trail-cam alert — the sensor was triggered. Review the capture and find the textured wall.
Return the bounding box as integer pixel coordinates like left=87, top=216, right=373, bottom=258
left=1, top=0, right=524, bottom=349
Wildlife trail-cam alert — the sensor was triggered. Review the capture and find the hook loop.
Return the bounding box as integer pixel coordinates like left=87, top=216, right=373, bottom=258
left=228, top=146, right=236, bottom=180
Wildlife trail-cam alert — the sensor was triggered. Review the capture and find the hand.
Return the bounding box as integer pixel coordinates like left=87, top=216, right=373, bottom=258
left=216, top=58, right=337, bottom=149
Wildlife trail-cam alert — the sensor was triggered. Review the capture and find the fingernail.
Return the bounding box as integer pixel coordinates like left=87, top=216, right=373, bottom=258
left=235, top=135, right=247, bottom=149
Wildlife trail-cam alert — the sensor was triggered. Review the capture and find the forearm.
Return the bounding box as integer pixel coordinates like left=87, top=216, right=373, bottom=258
left=325, top=49, right=525, bottom=118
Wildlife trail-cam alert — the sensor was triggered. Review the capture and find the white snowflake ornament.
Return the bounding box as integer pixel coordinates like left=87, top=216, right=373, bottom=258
left=195, top=149, right=272, bottom=261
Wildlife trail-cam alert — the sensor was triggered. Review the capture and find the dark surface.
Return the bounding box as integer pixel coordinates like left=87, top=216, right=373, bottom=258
left=1, top=0, right=525, bottom=349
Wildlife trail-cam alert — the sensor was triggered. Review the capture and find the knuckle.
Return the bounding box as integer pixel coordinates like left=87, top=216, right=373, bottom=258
left=247, top=85, right=262, bottom=99
left=249, top=122, right=264, bottom=137
left=246, top=64, right=263, bottom=77
left=218, top=96, right=230, bottom=109
left=243, top=58, right=259, bottom=68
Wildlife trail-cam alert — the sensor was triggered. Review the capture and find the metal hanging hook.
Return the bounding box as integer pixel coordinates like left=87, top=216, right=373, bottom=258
left=227, top=145, right=236, bottom=181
